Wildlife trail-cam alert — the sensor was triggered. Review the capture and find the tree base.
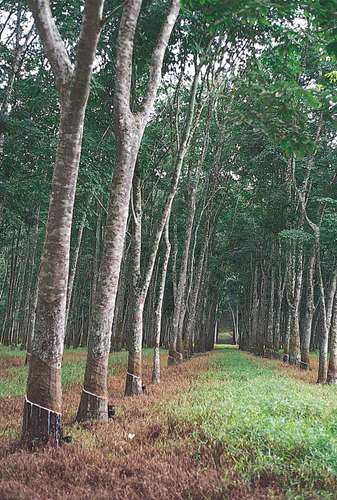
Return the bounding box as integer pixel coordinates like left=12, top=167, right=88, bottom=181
left=168, top=354, right=177, bottom=366
left=125, top=372, right=143, bottom=396
left=167, top=351, right=183, bottom=366
left=327, top=374, right=337, bottom=384
left=21, top=397, right=62, bottom=448
left=263, top=348, right=274, bottom=359
left=288, top=354, right=301, bottom=366
left=152, top=347, right=160, bottom=384
left=76, top=389, right=108, bottom=422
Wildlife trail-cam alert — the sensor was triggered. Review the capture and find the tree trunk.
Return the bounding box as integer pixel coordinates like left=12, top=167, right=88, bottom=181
left=183, top=227, right=209, bottom=357
left=78, top=0, right=179, bottom=418
left=78, top=131, right=142, bottom=417
left=256, top=263, right=266, bottom=355
left=152, top=220, right=171, bottom=384
left=300, top=246, right=315, bottom=369
left=327, top=293, right=337, bottom=384
left=250, top=262, right=259, bottom=351
left=266, top=255, right=275, bottom=355
left=65, top=198, right=91, bottom=331
left=316, top=243, right=328, bottom=383
left=274, top=254, right=286, bottom=353
left=125, top=173, right=143, bottom=396
left=289, top=243, right=303, bottom=365
left=22, top=0, right=104, bottom=447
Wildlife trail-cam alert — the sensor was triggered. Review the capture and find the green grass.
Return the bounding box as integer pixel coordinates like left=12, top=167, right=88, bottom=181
left=0, top=347, right=157, bottom=398
left=165, top=347, right=337, bottom=498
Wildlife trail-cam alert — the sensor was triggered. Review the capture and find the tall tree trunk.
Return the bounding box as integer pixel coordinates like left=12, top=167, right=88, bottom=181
left=184, top=229, right=209, bottom=356
left=256, top=261, right=266, bottom=355
left=21, top=210, right=40, bottom=352
left=65, top=198, right=91, bottom=331
left=326, top=268, right=337, bottom=334
left=152, top=220, right=171, bottom=384
left=172, top=176, right=198, bottom=360
left=125, top=174, right=143, bottom=396
left=289, top=242, right=303, bottom=365
left=125, top=59, right=201, bottom=393
left=300, top=246, right=315, bottom=369
left=274, top=248, right=286, bottom=353
left=22, top=0, right=104, bottom=447
left=250, top=262, right=259, bottom=352
left=78, top=0, right=180, bottom=416
left=327, top=293, right=337, bottom=384
left=266, top=247, right=275, bottom=355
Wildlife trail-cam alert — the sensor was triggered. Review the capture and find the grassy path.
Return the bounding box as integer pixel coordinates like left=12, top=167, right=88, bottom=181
left=0, top=345, right=336, bottom=499
left=167, top=346, right=337, bottom=498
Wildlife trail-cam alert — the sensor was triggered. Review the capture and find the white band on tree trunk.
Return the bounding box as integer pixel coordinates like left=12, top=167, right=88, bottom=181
left=127, top=371, right=141, bottom=379
left=82, top=388, right=108, bottom=400
left=25, top=395, right=62, bottom=415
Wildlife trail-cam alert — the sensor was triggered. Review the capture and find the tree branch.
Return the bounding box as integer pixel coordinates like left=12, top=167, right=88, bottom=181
left=140, top=0, right=180, bottom=119
left=71, top=0, right=104, bottom=105
left=114, top=0, right=143, bottom=118
left=27, top=0, right=72, bottom=91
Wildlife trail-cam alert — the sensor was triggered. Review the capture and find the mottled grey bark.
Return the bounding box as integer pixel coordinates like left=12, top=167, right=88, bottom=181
left=274, top=247, right=287, bottom=353
left=297, top=201, right=328, bottom=382
left=250, top=263, right=259, bottom=352
left=21, top=209, right=40, bottom=357
left=314, top=239, right=328, bottom=383
left=125, top=174, right=143, bottom=396
left=289, top=243, right=303, bottom=365
left=327, top=292, right=337, bottom=384
left=283, top=309, right=291, bottom=362
left=152, top=220, right=171, bottom=384
left=256, top=261, right=267, bottom=355
left=25, top=282, right=39, bottom=365
left=266, top=248, right=275, bottom=353
left=167, top=67, right=201, bottom=364
left=65, top=199, right=92, bottom=331
left=284, top=243, right=295, bottom=362
left=300, top=246, right=315, bottom=369
left=79, top=0, right=180, bottom=413
left=22, top=0, right=105, bottom=447
left=184, top=232, right=209, bottom=356
left=175, top=103, right=213, bottom=357
left=294, top=148, right=327, bottom=382
left=111, top=251, right=127, bottom=351
left=90, top=201, right=102, bottom=319
left=229, top=304, right=238, bottom=345
left=326, top=268, right=337, bottom=334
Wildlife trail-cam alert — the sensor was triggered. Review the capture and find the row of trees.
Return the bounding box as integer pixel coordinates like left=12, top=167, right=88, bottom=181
left=1, top=0, right=336, bottom=447
left=227, top=31, right=337, bottom=383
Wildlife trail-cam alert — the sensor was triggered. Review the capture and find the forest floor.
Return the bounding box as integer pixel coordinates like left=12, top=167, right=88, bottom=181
left=0, top=344, right=336, bottom=500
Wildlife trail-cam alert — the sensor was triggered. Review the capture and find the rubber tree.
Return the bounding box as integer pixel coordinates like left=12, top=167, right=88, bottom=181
left=300, top=245, right=315, bottom=369
left=327, top=292, right=337, bottom=384
left=152, top=220, right=171, bottom=384
left=124, top=59, right=205, bottom=395
left=77, top=0, right=180, bottom=420
left=21, top=0, right=105, bottom=447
